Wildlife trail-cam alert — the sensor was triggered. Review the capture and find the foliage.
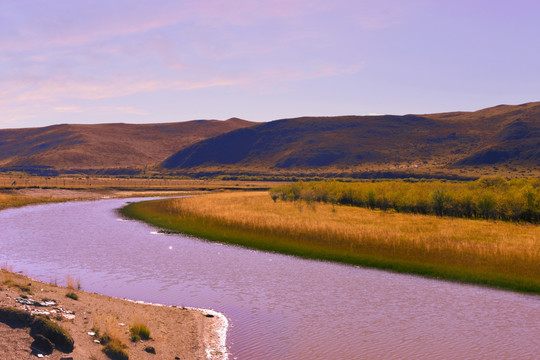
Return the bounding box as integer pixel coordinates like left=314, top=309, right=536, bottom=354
left=102, top=339, right=129, bottom=360
left=130, top=322, right=151, bottom=341
left=31, top=316, right=74, bottom=352
left=65, top=291, right=78, bottom=300
left=66, top=275, right=81, bottom=290
left=0, top=306, right=34, bottom=325
left=269, top=177, right=540, bottom=223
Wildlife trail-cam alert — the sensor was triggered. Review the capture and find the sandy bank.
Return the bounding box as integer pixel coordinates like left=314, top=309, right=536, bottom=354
left=0, top=270, right=228, bottom=360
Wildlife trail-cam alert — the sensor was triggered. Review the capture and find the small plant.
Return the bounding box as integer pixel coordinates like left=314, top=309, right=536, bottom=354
left=65, top=291, right=78, bottom=300
left=103, top=339, right=129, bottom=360
left=66, top=275, right=81, bottom=290
left=130, top=322, right=151, bottom=341
left=144, top=346, right=156, bottom=354
left=2, top=280, right=32, bottom=293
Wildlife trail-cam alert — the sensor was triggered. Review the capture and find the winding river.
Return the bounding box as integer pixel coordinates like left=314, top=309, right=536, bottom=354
left=1, top=198, right=539, bottom=359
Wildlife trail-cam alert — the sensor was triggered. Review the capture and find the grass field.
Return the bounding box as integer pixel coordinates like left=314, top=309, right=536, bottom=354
left=0, top=193, right=64, bottom=210
left=121, top=191, right=540, bottom=294
left=0, top=174, right=282, bottom=191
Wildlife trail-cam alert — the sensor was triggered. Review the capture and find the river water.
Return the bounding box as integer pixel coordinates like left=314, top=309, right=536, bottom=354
left=1, top=198, right=539, bottom=359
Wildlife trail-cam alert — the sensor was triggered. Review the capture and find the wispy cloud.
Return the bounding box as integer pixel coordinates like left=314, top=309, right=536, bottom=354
left=4, top=0, right=462, bottom=127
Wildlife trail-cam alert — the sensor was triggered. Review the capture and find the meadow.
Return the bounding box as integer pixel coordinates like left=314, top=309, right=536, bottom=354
left=0, top=193, right=63, bottom=210
left=270, top=177, right=540, bottom=223
left=121, top=191, right=540, bottom=294
left=0, top=174, right=280, bottom=191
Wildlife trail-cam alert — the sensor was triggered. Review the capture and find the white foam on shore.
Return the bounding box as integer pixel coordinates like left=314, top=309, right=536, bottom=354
left=201, top=308, right=229, bottom=360
left=124, top=299, right=229, bottom=360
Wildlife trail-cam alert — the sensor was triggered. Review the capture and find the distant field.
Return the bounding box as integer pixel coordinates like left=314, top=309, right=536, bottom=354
left=0, top=174, right=282, bottom=191
left=122, top=191, right=540, bottom=294
left=0, top=193, right=64, bottom=210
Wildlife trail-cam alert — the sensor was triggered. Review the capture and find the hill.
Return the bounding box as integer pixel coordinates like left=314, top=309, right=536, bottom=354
left=162, top=102, right=540, bottom=178
left=0, top=118, right=254, bottom=174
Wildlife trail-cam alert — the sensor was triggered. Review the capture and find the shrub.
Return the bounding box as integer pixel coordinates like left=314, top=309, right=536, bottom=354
left=0, top=306, right=34, bottom=325
left=270, top=178, right=540, bottom=222
left=66, top=275, right=81, bottom=290
left=144, top=346, right=156, bottom=354
left=65, top=291, right=78, bottom=300
left=103, top=339, right=129, bottom=360
left=31, top=316, right=74, bottom=352
left=130, top=322, right=151, bottom=341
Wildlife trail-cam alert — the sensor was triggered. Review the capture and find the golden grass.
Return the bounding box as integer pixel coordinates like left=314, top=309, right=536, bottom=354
left=0, top=193, right=59, bottom=210
left=0, top=174, right=283, bottom=191
left=124, top=191, right=540, bottom=293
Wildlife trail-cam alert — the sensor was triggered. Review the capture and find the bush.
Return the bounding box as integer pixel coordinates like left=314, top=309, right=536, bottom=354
left=65, top=291, right=78, bottom=300
left=144, top=346, right=156, bottom=354
left=103, top=339, right=129, bottom=360
left=270, top=178, right=540, bottom=222
left=31, top=316, right=74, bottom=352
left=0, top=306, right=33, bottom=325
left=130, top=322, right=150, bottom=341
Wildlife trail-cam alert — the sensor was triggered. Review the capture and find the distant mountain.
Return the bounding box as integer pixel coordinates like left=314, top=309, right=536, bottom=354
left=0, top=118, right=254, bottom=174
left=162, top=102, right=540, bottom=177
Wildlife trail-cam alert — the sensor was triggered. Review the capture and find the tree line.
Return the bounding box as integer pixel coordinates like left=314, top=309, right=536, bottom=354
left=270, top=177, right=540, bottom=223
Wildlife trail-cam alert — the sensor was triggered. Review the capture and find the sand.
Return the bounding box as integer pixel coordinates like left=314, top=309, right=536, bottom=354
left=0, top=270, right=228, bottom=360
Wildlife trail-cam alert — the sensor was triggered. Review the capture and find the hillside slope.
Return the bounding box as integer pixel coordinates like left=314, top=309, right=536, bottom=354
left=0, top=118, right=254, bottom=173
left=162, top=102, right=540, bottom=177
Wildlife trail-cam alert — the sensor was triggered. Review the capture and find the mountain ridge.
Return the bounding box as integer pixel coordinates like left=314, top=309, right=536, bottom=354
left=0, top=118, right=255, bottom=173
left=1, top=102, right=538, bottom=178
left=161, top=102, right=540, bottom=177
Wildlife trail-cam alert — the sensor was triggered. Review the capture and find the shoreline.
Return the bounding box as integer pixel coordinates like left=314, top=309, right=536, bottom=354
left=121, top=299, right=229, bottom=360
left=0, top=190, right=230, bottom=359
left=120, top=193, right=540, bottom=295
left=0, top=269, right=229, bottom=359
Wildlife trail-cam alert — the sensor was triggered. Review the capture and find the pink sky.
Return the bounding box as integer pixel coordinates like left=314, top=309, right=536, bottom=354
left=1, top=0, right=539, bottom=128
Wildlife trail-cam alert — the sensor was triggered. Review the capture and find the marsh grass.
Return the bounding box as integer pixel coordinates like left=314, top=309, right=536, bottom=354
left=121, top=191, right=540, bottom=294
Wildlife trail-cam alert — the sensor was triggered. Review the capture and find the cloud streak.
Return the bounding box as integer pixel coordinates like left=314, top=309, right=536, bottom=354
left=2, top=1, right=538, bottom=127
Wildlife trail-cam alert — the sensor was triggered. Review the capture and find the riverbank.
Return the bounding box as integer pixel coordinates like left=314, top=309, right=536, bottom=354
left=0, top=189, right=229, bottom=359
left=0, top=269, right=227, bottom=360
left=121, top=192, right=540, bottom=294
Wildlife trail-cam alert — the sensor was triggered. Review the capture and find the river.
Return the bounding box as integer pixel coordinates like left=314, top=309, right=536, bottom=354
left=1, top=198, right=539, bottom=359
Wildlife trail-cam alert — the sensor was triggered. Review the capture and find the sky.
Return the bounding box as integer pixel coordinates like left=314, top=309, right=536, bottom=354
left=1, top=0, right=539, bottom=128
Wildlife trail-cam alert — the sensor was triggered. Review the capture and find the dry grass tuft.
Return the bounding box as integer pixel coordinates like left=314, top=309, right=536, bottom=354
left=65, top=275, right=81, bottom=290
